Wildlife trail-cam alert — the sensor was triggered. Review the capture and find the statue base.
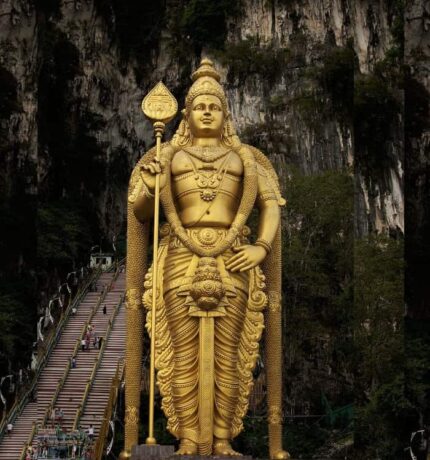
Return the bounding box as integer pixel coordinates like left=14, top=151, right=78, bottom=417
left=131, top=448, right=254, bottom=460
left=167, top=457, right=254, bottom=460
left=131, top=444, right=175, bottom=460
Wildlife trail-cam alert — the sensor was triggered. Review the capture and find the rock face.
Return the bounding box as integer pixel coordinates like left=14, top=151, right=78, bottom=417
left=0, top=0, right=411, bottom=455
left=0, top=0, right=403, bottom=240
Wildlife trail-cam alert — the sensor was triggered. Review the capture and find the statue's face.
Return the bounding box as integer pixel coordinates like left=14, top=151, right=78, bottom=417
left=188, top=95, right=224, bottom=138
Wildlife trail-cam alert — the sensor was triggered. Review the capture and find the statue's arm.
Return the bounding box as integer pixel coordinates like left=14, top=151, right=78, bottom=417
left=128, top=145, right=173, bottom=223
left=256, top=165, right=281, bottom=251
left=226, top=163, right=282, bottom=272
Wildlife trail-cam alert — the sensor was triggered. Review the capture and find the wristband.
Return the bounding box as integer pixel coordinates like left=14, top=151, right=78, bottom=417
left=255, top=238, right=272, bottom=254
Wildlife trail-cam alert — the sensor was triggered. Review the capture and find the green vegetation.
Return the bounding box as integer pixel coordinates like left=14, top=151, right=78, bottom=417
left=241, top=121, right=291, bottom=154
left=283, top=44, right=355, bottom=130
left=0, top=275, right=37, bottom=373
left=280, top=170, right=354, bottom=454
left=354, top=236, right=406, bottom=459
left=217, top=37, right=291, bottom=83
left=290, top=90, right=325, bottom=129
left=314, top=45, right=355, bottom=119
left=37, top=200, right=93, bottom=270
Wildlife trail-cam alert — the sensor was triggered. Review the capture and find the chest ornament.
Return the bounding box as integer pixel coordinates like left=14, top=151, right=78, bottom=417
left=183, top=149, right=232, bottom=202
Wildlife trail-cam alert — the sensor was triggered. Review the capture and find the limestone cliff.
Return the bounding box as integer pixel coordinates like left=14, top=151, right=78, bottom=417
left=0, top=0, right=411, bottom=456
left=0, top=0, right=404, bottom=240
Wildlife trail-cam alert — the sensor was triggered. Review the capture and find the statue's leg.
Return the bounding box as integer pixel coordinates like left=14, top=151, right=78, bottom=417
left=213, top=281, right=247, bottom=455
left=164, top=248, right=200, bottom=453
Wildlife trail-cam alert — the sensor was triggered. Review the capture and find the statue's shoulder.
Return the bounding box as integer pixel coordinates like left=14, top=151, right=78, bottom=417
left=241, top=143, right=286, bottom=206
left=241, top=143, right=278, bottom=180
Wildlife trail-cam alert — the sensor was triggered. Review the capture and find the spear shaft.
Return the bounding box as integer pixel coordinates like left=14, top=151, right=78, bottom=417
left=141, top=82, right=177, bottom=446
left=146, top=122, right=163, bottom=445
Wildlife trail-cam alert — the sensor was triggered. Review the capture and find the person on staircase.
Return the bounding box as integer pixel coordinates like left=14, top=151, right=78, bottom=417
left=58, top=407, right=64, bottom=426
left=87, top=424, right=94, bottom=442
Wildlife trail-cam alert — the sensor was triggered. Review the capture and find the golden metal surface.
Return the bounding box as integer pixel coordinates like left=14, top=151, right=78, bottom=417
left=142, top=81, right=178, bottom=124
left=126, top=59, right=289, bottom=458
left=142, top=83, right=178, bottom=445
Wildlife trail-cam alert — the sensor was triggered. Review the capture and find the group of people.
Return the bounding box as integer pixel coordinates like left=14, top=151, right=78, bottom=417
left=89, top=283, right=109, bottom=295
left=28, top=424, right=96, bottom=459
left=48, top=407, right=64, bottom=427
left=80, top=324, right=103, bottom=352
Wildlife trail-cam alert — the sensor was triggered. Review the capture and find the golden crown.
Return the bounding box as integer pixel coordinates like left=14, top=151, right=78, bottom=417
left=185, top=59, right=228, bottom=113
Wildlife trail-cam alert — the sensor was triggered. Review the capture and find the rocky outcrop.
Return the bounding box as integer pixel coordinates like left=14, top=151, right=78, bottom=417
left=0, top=0, right=404, bottom=239
left=0, top=1, right=410, bottom=454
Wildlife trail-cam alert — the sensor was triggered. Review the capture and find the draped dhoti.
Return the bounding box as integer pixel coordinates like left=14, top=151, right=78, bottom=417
left=143, top=225, right=266, bottom=454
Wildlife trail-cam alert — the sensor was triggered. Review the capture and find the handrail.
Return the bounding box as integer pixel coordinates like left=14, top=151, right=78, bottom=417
left=19, top=422, right=36, bottom=460
left=0, top=268, right=101, bottom=443
left=94, top=359, right=125, bottom=460
left=41, top=282, right=109, bottom=428
left=72, top=296, right=122, bottom=430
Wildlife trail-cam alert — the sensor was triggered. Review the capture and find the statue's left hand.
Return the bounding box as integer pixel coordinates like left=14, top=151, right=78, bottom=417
left=225, top=245, right=267, bottom=272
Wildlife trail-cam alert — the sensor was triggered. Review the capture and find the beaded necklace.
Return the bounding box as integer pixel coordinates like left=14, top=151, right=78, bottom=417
left=160, top=146, right=258, bottom=257
left=183, top=146, right=230, bottom=163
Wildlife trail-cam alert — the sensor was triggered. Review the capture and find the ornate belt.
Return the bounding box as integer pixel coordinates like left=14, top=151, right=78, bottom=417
left=165, top=225, right=250, bottom=250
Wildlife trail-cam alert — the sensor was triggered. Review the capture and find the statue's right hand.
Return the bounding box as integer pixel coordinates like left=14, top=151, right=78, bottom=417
left=140, top=158, right=167, bottom=194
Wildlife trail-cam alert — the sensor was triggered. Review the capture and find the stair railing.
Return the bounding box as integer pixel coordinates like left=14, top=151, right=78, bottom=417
left=19, top=421, right=36, bottom=460
left=94, top=359, right=125, bottom=460
left=0, top=267, right=101, bottom=443
left=72, top=295, right=123, bottom=430
left=41, top=284, right=109, bottom=428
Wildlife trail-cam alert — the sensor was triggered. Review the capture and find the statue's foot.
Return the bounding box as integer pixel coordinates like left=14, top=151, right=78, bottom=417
left=213, top=438, right=242, bottom=456
left=271, top=450, right=291, bottom=460
left=175, top=438, right=198, bottom=455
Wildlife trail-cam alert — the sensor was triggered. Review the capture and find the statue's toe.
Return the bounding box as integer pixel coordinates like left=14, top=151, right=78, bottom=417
left=175, top=439, right=198, bottom=455
left=271, top=450, right=291, bottom=460
left=213, top=439, right=242, bottom=456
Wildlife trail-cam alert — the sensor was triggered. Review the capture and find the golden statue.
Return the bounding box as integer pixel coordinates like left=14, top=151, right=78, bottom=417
left=123, top=59, right=289, bottom=459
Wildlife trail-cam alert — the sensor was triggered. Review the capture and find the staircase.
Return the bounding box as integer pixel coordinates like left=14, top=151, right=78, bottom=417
left=0, top=269, right=126, bottom=460
left=0, top=402, right=37, bottom=460
left=79, top=273, right=126, bottom=436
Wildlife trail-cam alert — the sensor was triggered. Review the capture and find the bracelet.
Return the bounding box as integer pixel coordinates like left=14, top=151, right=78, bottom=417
left=255, top=238, right=272, bottom=254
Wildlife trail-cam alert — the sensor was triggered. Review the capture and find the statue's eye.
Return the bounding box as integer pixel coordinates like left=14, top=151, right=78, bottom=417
left=210, top=105, right=221, bottom=111
left=194, top=104, right=204, bottom=110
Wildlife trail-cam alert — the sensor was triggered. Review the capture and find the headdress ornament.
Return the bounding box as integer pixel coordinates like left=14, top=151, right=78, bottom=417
left=185, top=58, right=228, bottom=114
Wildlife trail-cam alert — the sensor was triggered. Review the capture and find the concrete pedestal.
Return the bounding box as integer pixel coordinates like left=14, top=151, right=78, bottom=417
left=131, top=447, right=255, bottom=460
left=131, top=444, right=175, bottom=460
left=167, top=457, right=254, bottom=460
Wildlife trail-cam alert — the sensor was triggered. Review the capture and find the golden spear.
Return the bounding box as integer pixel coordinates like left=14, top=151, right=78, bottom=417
left=141, top=82, right=177, bottom=444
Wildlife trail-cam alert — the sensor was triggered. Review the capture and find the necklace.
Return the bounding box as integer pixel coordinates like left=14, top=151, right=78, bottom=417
left=160, top=146, right=258, bottom=258
left=186, top=152, right=232, bottom=202
left=184, top=146, right=230, bottom=163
